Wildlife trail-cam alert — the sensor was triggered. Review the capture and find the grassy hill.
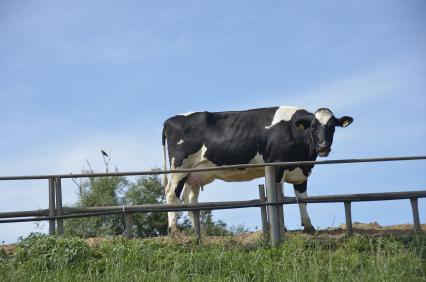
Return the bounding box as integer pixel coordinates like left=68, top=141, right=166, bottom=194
left=1, top=230, right=425, bottom=281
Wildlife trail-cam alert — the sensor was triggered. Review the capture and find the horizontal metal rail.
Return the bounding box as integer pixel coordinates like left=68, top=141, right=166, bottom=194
left=283, top=190, right=426, bottom=203
left=0, top=209, right=49, bottom=219
left=1, top=190, right=424, bottom=224
left=0, top=155, right=425, bottom=181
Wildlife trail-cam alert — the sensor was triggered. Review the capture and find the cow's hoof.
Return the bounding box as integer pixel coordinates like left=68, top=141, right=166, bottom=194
left=303, top=225, right=316, bottom=234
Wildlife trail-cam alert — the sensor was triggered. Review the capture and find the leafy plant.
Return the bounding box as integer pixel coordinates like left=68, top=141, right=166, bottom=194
left=124, top=174, right=168, bottom=237
left=62, top=154, right=233, bottom=238
left=64, top=168, right=128, bottom=237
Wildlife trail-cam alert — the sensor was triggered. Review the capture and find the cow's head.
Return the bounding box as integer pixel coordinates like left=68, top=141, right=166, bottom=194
left=296, top=108, right=353, bottom=157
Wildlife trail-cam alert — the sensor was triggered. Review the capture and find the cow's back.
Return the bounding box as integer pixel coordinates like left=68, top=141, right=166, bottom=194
left=163, top=108, right=278, bottom=168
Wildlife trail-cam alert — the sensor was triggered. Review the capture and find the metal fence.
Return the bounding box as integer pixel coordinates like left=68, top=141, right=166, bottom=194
left=0, top=155, right=425, bottom=247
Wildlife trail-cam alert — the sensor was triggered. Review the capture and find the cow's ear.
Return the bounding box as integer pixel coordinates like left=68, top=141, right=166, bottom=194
left=295, top=117, right=313, bottom=130
left=335, top=116, right=353, bottom=127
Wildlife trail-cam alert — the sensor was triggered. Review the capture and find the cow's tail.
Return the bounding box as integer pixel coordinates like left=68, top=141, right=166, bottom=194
left=162, top=126, right=168, bottom=188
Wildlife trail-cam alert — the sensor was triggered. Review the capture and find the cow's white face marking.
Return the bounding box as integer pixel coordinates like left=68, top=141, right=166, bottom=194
left=315, top=109, right=333, bottom=125
left=178, top=111, right=195, bottom=117
left=177, top=139, right=184, bottom=145
left=265, top=106, right=301, bottom=129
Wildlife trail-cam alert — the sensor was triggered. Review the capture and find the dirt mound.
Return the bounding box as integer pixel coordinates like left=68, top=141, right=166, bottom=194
left=152, top=231, right=265, bottom=247
left=0, top=244, right=15, bottom=255
left=1, top=223, right=424, bottom=254
left=338, top=222, right=425, bottom=235
left=297, top=222, right=426, bottom=240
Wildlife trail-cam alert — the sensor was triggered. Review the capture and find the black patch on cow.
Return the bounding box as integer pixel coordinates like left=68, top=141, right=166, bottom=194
left=275, top=165, right=313, bottom=183
left=163, top=107, right=318, bottom=168
left=275, top=167, right=285, bottom=183
left=294, top=181, right=307, bottom=193
left=175, top=175, right=188, bottom=199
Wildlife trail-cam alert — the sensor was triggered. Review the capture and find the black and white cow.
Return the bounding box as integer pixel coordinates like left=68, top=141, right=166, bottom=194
left=162, top=106, right=353, bottom=233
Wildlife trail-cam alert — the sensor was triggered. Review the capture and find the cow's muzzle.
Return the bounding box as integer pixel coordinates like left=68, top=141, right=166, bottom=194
left=317, top=142, right=330, bottom=157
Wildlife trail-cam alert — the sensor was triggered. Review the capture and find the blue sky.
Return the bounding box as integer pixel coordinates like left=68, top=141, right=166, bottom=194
left=1, top=1, right=425, bottom=243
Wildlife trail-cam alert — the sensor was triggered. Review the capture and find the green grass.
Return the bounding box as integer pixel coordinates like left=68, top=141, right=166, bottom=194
left=1, top=233, right=425, bottom=281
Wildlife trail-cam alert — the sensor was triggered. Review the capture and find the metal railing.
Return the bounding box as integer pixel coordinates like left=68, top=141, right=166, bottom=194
left=0, top=155, right=425, bottom=246
left=0, top=156, right=424, bottom=181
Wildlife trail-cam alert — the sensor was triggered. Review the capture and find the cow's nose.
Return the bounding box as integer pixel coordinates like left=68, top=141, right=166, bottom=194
left=319, top=141, right=328, bottom=148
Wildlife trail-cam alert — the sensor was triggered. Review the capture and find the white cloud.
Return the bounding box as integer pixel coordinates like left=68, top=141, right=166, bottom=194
left=286, top=64, right=413, bottom=112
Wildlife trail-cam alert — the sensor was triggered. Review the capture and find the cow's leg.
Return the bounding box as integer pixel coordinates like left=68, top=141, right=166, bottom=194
left=182, top=182, right=200, bottom=228
left=165, top=173, right=188, bottom=234
left=294, top=181, right=316, bottom=234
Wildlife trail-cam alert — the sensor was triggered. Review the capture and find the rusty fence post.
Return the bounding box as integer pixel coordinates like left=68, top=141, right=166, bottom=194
left=125, top=212, right=134, bottom=239
left=258, top=184, right=269, bottom=241
left=55, top=177, right=64, bottom=235
left=48, top=177, right=55, bottom=235
left=192, top=210, right=202, bottom=244
left=277, top=182, right=285, bottom=237
left=344, top=201, right=353, bottom=236
left=265, top=166, right=280, bottom=247
left=410, top=198, right=421, bottom=233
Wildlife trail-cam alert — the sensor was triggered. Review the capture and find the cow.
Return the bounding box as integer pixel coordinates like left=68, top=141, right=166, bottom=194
left=162, top=106, right=353, bottom=234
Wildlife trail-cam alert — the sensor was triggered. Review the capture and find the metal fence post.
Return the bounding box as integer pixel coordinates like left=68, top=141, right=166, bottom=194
left=55, top=177, right=64, bottom=235
left=258, top=184, right=269, bottom=241
left=277, top=182, right=285, bottom=237
left=265, top=166, right=280, bottom=247
left=193, top=210, right=201, bottom=243
left=125, top=213, right=134, bottom=239
left=48, top=178, right=55, bottom=235
left=410, top=198, right=421, bottom=233
left=344, top=201, right=353, bottom=236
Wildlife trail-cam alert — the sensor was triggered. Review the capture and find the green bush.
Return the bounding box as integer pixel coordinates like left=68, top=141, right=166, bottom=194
left=13, top=233, right=91, bottom=272
left=63, top=167, right=227, bottom=238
